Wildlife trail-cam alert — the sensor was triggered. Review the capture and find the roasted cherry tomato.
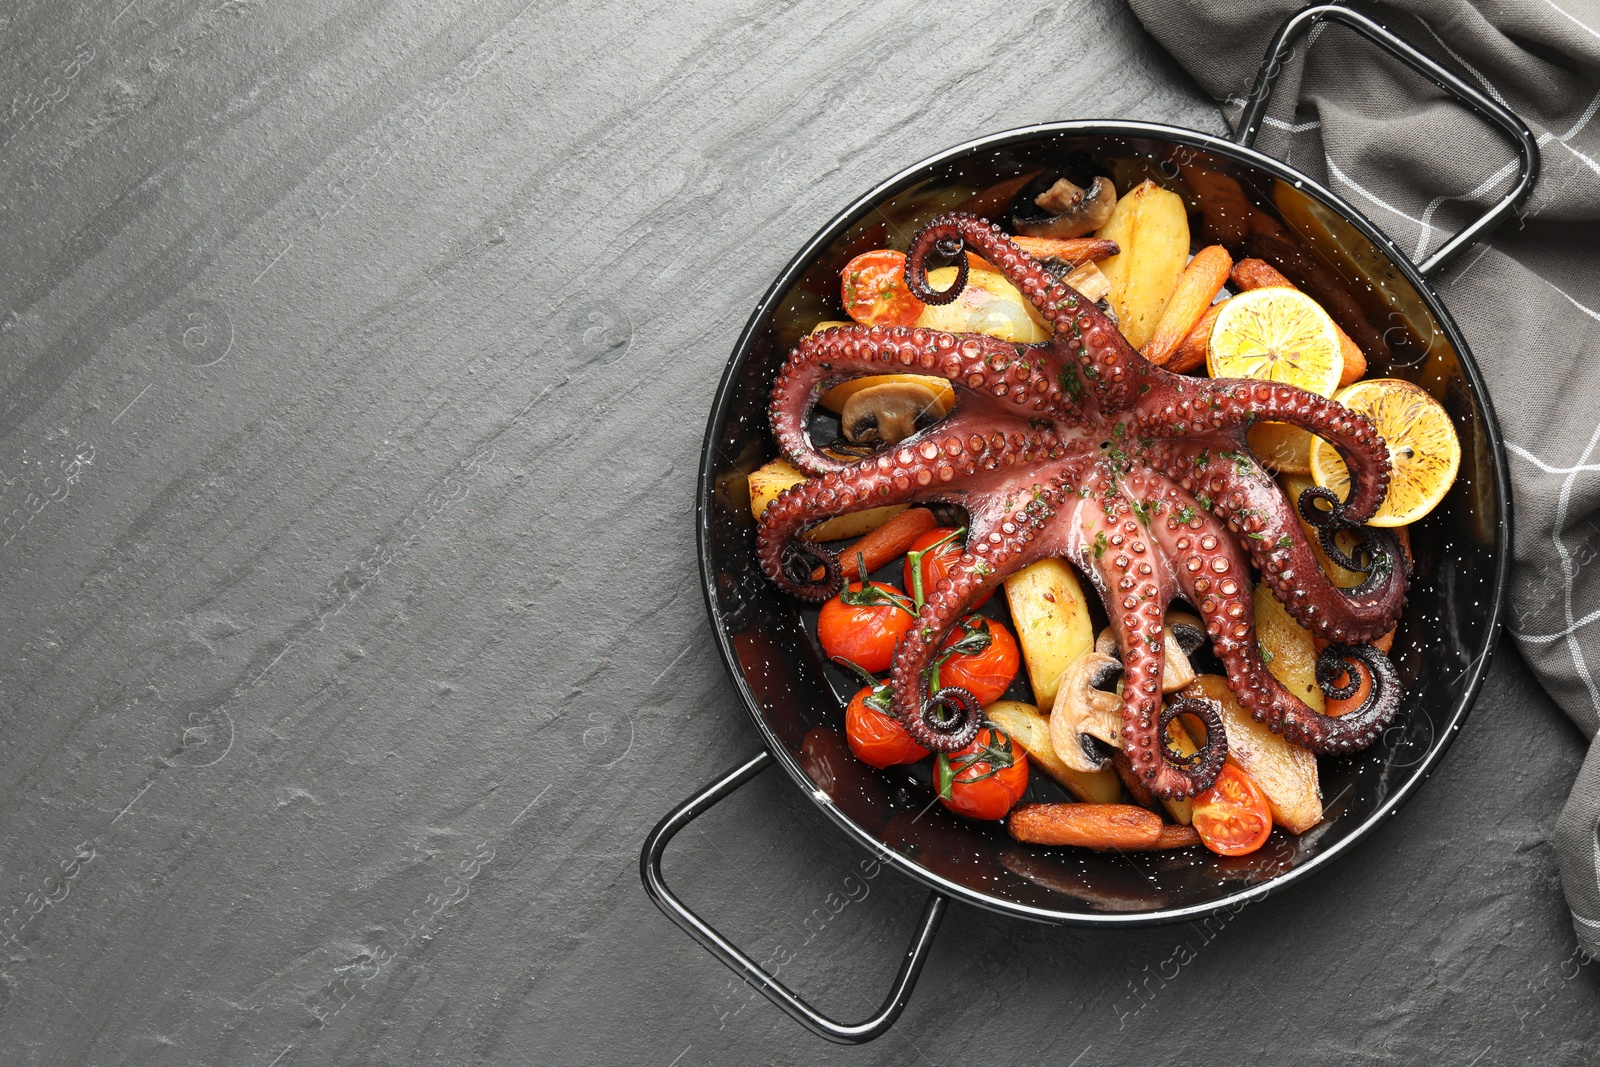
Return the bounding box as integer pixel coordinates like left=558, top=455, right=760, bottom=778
left=816, top=581, right=915, bottom=673
left=938, top=726, right=1029, bottom=820
left=903, top=527, right=992, bottom=609
left=1191, top=763, right=1273, bottom=856
left=844, top=684, right=929, bottom=769
left=931, top=616, right=1019, bottom=705
left=841, top=250, right=924, bottom=327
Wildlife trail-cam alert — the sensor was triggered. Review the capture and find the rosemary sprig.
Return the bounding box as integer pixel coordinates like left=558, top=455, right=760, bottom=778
left=838, top=580, right=916, bottom=617
left=835, top=657, right=895, bottom=714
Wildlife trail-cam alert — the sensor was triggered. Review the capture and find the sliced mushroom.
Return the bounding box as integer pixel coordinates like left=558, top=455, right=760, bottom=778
left=1167, top=610, right=1207, bottom=658
left=1064, top=260, right=1111, bottom=303
left=1161, top=628, right=1197, bottom=694
left=1049, top=651, right=1124, bottom=773
left=1094, top=612, right=1206, bottom=695
left=839, top=380, right=953, bottom=445
left=1017, top=176, right=1117, bottom=239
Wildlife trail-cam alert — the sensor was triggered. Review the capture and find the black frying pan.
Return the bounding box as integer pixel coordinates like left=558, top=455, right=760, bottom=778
left=641, top=3, right=1538, bottom=1044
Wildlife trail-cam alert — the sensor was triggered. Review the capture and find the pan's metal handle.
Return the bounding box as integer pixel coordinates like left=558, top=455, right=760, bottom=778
left=639, top=750, right=947, bottom=1044
left=1234, top=2, right=1539, bottom=278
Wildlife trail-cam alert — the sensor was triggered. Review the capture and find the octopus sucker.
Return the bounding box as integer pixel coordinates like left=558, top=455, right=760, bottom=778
left=755, top=212, right=1408, bottom=797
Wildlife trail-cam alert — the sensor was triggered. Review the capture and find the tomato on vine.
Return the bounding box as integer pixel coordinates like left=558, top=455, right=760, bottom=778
left=903, top=527, right=992, bottom=609
left=937, top=726, right=1029, bottom=820
left=927, top=616, right=1019, bottom=705
left=816, top=580, right=915, bottom=673
left=843, top=681, right=929, bottom=769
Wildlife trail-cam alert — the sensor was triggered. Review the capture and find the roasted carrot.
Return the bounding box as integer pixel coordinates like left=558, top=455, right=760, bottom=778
left=1089, top=822, right=1202, bottom=852
left=967, top=237, right=1119, bottom=275
left=836, top=507, right=938, bottom=581
left=1142, top=245, right=1233, bottom=366
left=1154, top=823, right=1202, bottom=849
left=1168, top=301, right=1224, bottom=374
left=1012, top=236, right=1119, bottom=265
left=1007, top=803, right=1164, bottom=849
left=1228, top=256, right=1293, bottom=291
left=1230, top=258, right=1367, bottom=384
left=1335, top=333, right=1367, bottom=385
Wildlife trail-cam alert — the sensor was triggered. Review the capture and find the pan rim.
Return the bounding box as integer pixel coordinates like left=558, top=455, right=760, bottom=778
left=694, top=118, right=1512, bottom=927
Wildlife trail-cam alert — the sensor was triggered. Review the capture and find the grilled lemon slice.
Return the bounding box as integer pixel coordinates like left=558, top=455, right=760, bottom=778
left=1310, top=378, right=1461, bottom=527
left=1210, top=287, right=1343, bottom=474
left=1247, top=420, right=1315, bottom=475
left=1207, top=287, right=1344, bottom=396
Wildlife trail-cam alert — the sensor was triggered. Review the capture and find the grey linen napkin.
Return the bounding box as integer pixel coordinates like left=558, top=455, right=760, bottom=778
left=1126, top=0, right=1600, bottom=951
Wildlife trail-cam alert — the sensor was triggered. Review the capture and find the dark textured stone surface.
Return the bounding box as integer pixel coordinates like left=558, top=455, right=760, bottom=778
left=1, top=1, right=1595, bottom=1063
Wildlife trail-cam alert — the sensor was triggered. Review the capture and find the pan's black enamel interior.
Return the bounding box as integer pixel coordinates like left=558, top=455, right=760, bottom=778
left=697, top=122, right=1509, bottom=925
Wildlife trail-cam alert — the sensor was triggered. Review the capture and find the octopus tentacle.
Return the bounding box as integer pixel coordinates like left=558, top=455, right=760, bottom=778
left=756, top=427, right=1065, bottom=600
left=1083, top=477, right=1224, bottom=799
left=757, top=452, right=946, bottom=601
left=769, top=323, right=1068, bottom=475
left=1296, top=486, right=1410, bottom=594
left=1167, top=443, right=1404, bottom=643
left=1310, top=643, right=1403, bottom=749
left=1151, top=484, right=1401, bottom=753
left=1133, top=378, right=1393, bottom=524
left=888, top=484, right=1064, bottom=752
left=904, top=213, right=1155, bottom=414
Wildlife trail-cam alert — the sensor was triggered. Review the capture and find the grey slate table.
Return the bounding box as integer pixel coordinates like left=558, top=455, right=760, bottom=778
left=2, top=1, right=1597, bottom=1064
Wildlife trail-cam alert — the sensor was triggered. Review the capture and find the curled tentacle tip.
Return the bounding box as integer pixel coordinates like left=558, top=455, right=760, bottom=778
left=1322, top=524, right=1403, bottom=584
left=1312, top=643, right=1403, bottom=750
left=1316, top=647, right=1364, bottom=700
left=915, top=686, right=982, bottom=752
left=778, top=540, right=842, bottom=602
left=905, top=217, right=972, bottom=306
left=1158, top=696, right=1226, bottom=796
left=1297, top=484, right=1345, bottom=528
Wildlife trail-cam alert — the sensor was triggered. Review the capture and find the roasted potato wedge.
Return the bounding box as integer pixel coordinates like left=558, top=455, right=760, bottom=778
left=1095, top=179, right=1191, bottom=349
left=747, top=458, right=906, bottom=540
left=1253, top=582, right=1324, bottom=714
left=914, top=267, right=1050, bottom=343
left=1156, top=716, right=1196, bottom=826
left=1183, top=674, right=1322, bottom=834
left=1003, top=558, right=1095, bottom=707
left=985, top=700, right=1121, bottom=804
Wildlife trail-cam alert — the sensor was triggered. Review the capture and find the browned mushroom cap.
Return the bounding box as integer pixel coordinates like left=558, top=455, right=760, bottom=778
left=1017, top=176, right=1117, bottom=239
left=1048, top=651, right=1124, bottom=773
left=839, top=380, right=953, bottom=445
